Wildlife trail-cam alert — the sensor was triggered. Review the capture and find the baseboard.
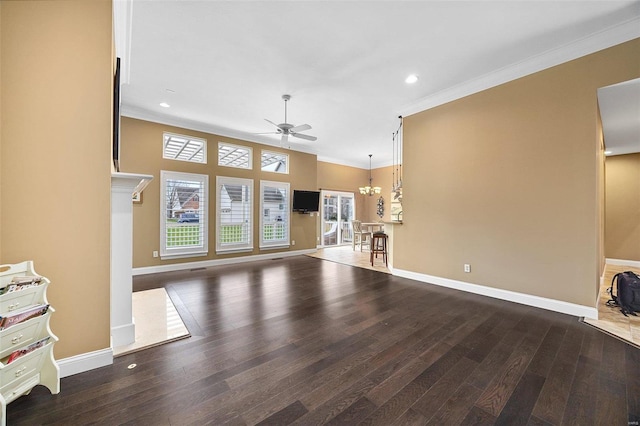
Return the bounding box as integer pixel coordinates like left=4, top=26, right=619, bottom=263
left=133, top=248, right=317, bottom=276
left=393, top=268, right=598, bottom=319
left=606, top=258, right=640, bottom=268
left=57, top=348, right=113, bottom=378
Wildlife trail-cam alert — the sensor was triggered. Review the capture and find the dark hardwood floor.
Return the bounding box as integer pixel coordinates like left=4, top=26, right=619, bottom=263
left=8, top=256, right=640, bottom=425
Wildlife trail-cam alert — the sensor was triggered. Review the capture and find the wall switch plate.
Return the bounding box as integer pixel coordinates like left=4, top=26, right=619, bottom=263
left=292, top=240, right=296, bottom=246
left=464, top=264, right=471, bottom=273
left=153, top=251, right=159, bottom=258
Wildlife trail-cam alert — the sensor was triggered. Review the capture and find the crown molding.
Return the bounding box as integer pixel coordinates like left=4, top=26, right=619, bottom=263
left=121, top=104, right=320, bottom=153
left=399, top=17, right=640, bottom=117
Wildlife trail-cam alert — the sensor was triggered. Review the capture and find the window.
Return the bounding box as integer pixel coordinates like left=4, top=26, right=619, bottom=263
left=163, top=133, right=206, bottom=164
left=160, top=171, right=208, bottom=259
left=260, top=181, right=290, bottom=249
left=216, top=176, right=253, bottom=253
left=261, top=150, right=289, bottom=174
left=218, top=142, right=252, bottom=169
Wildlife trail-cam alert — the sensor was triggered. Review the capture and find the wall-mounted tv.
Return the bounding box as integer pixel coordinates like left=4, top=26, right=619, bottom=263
left=292, top=190, right=320, bottom=213
left=113, top=57, right=121, bottom=172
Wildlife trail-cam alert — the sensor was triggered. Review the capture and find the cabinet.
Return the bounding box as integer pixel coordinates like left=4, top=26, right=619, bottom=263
left=0, top=261, right=59, bottom=426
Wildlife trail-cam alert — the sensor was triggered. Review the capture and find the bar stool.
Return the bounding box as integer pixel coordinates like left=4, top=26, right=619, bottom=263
left=370, top=233, right=388, bottom=267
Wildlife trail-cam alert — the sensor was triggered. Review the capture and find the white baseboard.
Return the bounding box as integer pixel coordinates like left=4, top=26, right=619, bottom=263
left=57, top=348, right=113, bottom=378
left=393, top=268, right=598, bottom=319
left=133, top=248, right=317, bottom=276
left=606, top=258, right=640, bottom=268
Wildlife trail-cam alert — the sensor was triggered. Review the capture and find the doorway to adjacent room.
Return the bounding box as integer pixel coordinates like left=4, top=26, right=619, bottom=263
left=320, top=190, right=355, bottom=247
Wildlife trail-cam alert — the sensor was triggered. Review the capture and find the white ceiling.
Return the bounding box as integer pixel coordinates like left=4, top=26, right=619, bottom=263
left=116, top=0, right=640, bottom=169
left=598, top=78, right=640, bottom=156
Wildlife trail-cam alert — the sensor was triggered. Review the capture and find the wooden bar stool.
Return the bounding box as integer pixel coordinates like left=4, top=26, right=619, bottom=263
left=370, top=233, right=388, bottom=267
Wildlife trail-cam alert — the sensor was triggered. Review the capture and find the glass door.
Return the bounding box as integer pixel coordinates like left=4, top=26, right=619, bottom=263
left=321, top=190, right=355, bottom=247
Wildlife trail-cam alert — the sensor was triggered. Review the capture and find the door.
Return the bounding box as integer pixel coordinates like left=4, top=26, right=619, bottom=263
left=321, top=190, right=355, bottom=247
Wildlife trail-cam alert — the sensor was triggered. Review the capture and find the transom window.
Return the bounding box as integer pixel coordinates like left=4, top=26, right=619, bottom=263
left=218, top=142, right=252, bottom=169
left=261, top=150, right=289, bottom=174
left=163, top=133, right=206, bottom=164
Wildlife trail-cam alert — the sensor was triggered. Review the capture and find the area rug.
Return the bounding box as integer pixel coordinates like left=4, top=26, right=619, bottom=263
left=113, top=287, right=190, bottom=357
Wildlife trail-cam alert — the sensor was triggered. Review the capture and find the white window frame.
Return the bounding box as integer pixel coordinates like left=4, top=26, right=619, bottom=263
left=261, top=150, right=289, bottom=174
left=216, top=176, right=254, bottom=253
left=260, top=180, right=290, bottom=249
left=160, top=170, right=208, bottom=259
left=163, top=132, right=207, bottom=164
left=218, top=142, right=253, bottom=169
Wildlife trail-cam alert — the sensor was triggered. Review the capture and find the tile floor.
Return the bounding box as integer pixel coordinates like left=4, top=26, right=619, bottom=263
left=306, top=244, right=390, bottom=274
left=583, top=263, right=640, bottom=348
left=112, top=287, right=190, bottom=357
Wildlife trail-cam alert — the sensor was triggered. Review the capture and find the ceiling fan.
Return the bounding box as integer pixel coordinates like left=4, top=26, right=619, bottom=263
left=263, top=94, right=317, bottom=144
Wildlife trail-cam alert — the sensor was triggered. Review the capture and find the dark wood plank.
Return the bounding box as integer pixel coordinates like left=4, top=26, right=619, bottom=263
left=494, top=371, right=545, bottom=425
left=6, top=255, right=640, bottom=425
left=255, top=400, right=308, bottom=425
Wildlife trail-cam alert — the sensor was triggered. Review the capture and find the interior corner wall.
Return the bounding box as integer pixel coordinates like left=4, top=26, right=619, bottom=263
left=605, top=153, right=640, bottom=262
left=317, top=161, right=368, bottom=221
left=0, top=0, right=113, bottom=359
left=395, top=38, right=640, bottom=309
left=120, top=117, right=318, bottom=268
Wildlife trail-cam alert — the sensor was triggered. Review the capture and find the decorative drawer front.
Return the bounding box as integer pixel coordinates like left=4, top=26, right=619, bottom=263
left=0, top=343, right=50, bottom=395
left=0, top=284, right=47, bottom=314
left=0, top=313, right=49, bottom=359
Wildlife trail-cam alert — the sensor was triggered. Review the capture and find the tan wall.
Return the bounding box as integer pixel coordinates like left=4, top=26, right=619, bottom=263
left=605, top=153, right=640, bottom=261
left=0, top=1, right=113, bottom=358
left=316, top=162, right=394, bottom=240
left=317, top=161, right=367, bottom=222
left=396, top=39, right=640, bottom=308
left=120, top=117, right=318, bottom=267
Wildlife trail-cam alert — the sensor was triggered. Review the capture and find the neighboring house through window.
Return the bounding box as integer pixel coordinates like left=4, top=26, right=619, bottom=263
left=260, top=180, right=290, bottom=249
left=160, top=171, right=208, bottom=259
left=216, top=176, right=253, bottom=253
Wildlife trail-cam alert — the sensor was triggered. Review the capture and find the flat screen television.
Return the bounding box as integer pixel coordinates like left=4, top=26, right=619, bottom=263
left=113, top=57, right=121, bottom=172
left=292, top=190, right=320, bottom=213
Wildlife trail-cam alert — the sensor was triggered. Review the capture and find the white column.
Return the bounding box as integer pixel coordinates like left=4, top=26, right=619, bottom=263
left=111, top=172, right=152, bottom=347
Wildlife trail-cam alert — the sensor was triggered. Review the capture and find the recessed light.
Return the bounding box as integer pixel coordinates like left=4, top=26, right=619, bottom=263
left=604, top=150, right=612, bottom=155
left=405, top=74, right=419, bottom=84
left=159, top=102, right=170, bottom=108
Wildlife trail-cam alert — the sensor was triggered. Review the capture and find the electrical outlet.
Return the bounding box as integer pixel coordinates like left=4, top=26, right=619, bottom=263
left=153, top=251, right=159, bottom=258
left=464, top=264, right=471, bottom=273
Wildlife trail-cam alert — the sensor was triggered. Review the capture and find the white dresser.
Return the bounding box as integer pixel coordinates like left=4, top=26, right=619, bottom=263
left=0, top=261, right=59, bottom=425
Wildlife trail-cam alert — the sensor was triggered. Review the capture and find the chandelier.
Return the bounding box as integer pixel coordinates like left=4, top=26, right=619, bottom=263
left=359, top=154, right=381, bottom=196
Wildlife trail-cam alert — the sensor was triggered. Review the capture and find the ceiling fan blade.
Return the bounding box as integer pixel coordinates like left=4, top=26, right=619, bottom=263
left=264, top=118, right=280, bottom=128
left=290, top=123, right=311, bottom=133
left=255, top=132, right=279, bottom=135
left=292, top=133, right=317, bottom=141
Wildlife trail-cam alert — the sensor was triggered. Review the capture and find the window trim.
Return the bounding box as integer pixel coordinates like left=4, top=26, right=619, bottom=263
left=160, top=170, right=209, bottom=260
left=259, top=180, right=290, bottom=249
left=216, top=176, right=254, bottom=253
left=162, top=132, right=207, bottom=164
left=218, top=142, right=253, bottom=170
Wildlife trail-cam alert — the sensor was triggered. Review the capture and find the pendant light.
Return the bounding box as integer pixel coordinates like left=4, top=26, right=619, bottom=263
left=359, top=154, right=381, bottom=196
